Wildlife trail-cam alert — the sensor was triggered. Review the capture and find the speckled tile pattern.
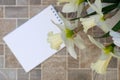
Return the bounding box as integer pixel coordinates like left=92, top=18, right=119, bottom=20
left=0, top=0, right=119, bottom=80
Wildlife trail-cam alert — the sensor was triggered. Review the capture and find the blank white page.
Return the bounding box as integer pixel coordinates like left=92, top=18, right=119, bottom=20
left=3, top=5, right=64, bottom=72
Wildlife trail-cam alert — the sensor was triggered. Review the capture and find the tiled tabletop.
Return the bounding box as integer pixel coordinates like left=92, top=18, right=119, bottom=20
left=0, top=0, right=120, bottom=80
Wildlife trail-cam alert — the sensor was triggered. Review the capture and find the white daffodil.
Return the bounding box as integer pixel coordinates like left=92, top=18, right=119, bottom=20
left=58, top=0, right=84, bottom=13
left=47, top=31, right=63, bottom=50
left=80, top=17, right=96, bottom=33
left=88, top=35, right=120, bottom=74
left=86, top=0, right=110, bottom=33
left=53, top=13, right=85, bottom=59
left=110, top=30, right=120, bottom=47
left=91, top=54, right=112, bottom=74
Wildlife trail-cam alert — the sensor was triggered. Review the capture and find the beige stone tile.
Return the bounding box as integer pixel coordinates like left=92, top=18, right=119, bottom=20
left=35, top=64, right=41, bottom=69
left=55, top=47, right=66, bottom=56
left=17, top=19, right=28, bottom=27
left=0, top=56, right=4, bottom=68
left=42, top=57, right=66, bottom=80
left=17, top=0, right=29, bottom=5
left=68, top=47, right=79, bottom=68
left=0, top=44, right=4, bottom=55
left=30, top=0, right=41, bottom=5
left=30, top=5, right=47, bottom=17
left=0, top=0, right=16, bottom=5
left=0, top=69, right=16, bottom=80
left=79, top=47, right=100, bottom=68
left=68, top=69, right=92, bottom=80
left=30, top=69, right=41, bottom=80
left=5, top=45, right=21, bottom=68
left=68, top=56, right=79, bottom=68
left=118, top=60, right=120, bottom=80
left=0, top=19, right=16, bottom=43
left=0, top=7, right=3, bottom=18
left=93, top=72, right=105, bottom=80
left=5, top=6, right=28, bottom=18
left=41, top=0, right=57, bottom=5
left=106, top=69, right=117, bottom=80
left=17, top=69, right=29, bottom=80
left=108, top=57, right=117, bottom=68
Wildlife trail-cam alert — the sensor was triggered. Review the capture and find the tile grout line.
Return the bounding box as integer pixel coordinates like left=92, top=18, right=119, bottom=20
left=66, top=51, right=68, bottom=80
left=3, top=43, right=5, bottom=68
left=92, top=71, right=94, bottom=80
left=117, top=59, right=119, bottom=80
left=3, top=5, right=5, bottom=18
left=16, top=0, right=17, bottom=5
left=28, top=0, right=30, bottom=19
left=29, top=72, right=30, bottom=80
left=16, top=69, right=18, bottom=80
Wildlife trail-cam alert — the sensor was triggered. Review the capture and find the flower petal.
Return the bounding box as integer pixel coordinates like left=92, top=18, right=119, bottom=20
left=88, top=35, right=104, bottom=49
left=97, top=21, right=110, bottom=33
left=74, top=34, right=86, bottom=49
left=47, top=32, right=63, bottom=50
left=66, top=39, right=77, bottom=59
left=58, top=13, right=75, bottom=30
left=87, top=0, right=102, bottom=16
left=110, top=30, right=120, bottom=38
left=91, top=55, right=112, bottom=74
left=62, top=3, right=78, bottom=13
left=94, top=0, right=102, bottom=12
left=113, top=40, right=120, bottom=47
left=80, top=17, right=96, bottom=33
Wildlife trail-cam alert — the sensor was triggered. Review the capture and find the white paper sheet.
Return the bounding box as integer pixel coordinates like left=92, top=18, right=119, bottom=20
left=3, top=5, right=64, bottom=72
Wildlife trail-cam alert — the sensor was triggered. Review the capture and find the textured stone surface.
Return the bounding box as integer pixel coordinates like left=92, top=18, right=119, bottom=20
left=68, top=69, right=92, bottom=80
left=41, top=0, right=57, bottom=5
left=5, top=45, right=21, bottom=68
left=0, top=69, right=16, bottom=80
left=17, top=69, right=29, bottom=80
left=42, top=57, right=66, bottom=80
left=0, top=7, right=3, bottom=18
left=30, top=0, right=41, bottom=5
left=0, top=0, right=16, bottom=5
left=0, top=19, right=16, bottom=43
left=30, top=69, right=41, bottom=80
left=0, top=56, right=4, bottom=68
left=17, top=0, right=29, bottom=5
left=0, top=44, right=4, bottom=55
left=106, top=70, right=117, bottom=80
left=17, top=19, right=28, bottom=26
left=5, top=6, right=28, bottom=18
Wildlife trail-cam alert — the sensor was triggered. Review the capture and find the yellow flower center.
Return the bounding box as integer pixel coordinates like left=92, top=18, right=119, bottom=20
left=100, top=16, right=105, bottom=21
left=75, top=0, right=84, bottom=5
left=103, top=44, right=115, bottom=55
left=65, top=28, right=74, bottom=38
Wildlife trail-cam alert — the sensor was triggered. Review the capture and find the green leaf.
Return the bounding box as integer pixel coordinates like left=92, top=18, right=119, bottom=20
left=102, top=0, right=120, bottom=3
left=112, top=20, right=120, bottom=31
left=71, top=3, right=118, bottom=21
left=102, top=3, right=118, bottom=14
left=98, top=20, right=120, bottom=38
left=117, top=2, right=120, bottom=9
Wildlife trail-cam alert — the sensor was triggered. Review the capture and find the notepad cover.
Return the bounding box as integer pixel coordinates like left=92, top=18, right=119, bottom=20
left=3, top=5, right=64, bottom=72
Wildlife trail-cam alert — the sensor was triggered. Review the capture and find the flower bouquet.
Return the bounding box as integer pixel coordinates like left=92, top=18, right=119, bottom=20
left=47, top=0, right=120, bottom=74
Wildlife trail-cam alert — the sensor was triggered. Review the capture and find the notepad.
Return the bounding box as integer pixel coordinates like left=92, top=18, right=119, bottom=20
left=3, top=5, right=64, bottom=72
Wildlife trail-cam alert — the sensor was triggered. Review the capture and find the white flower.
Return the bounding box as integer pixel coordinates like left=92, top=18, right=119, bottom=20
left=88, top=35, right=120, bottom=74
left=87, top=0, right=110, bottom=33
left=47, top=32, right=63, bottom=50
left=59, top=0, right=84, bottom=13
left=110, top=30, right=120, bottom=47
left=91, top=54, right=112, bottom=74
left=80, top=17, right=96, bottom=33
left=53, top=13, right=86, bottom=59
